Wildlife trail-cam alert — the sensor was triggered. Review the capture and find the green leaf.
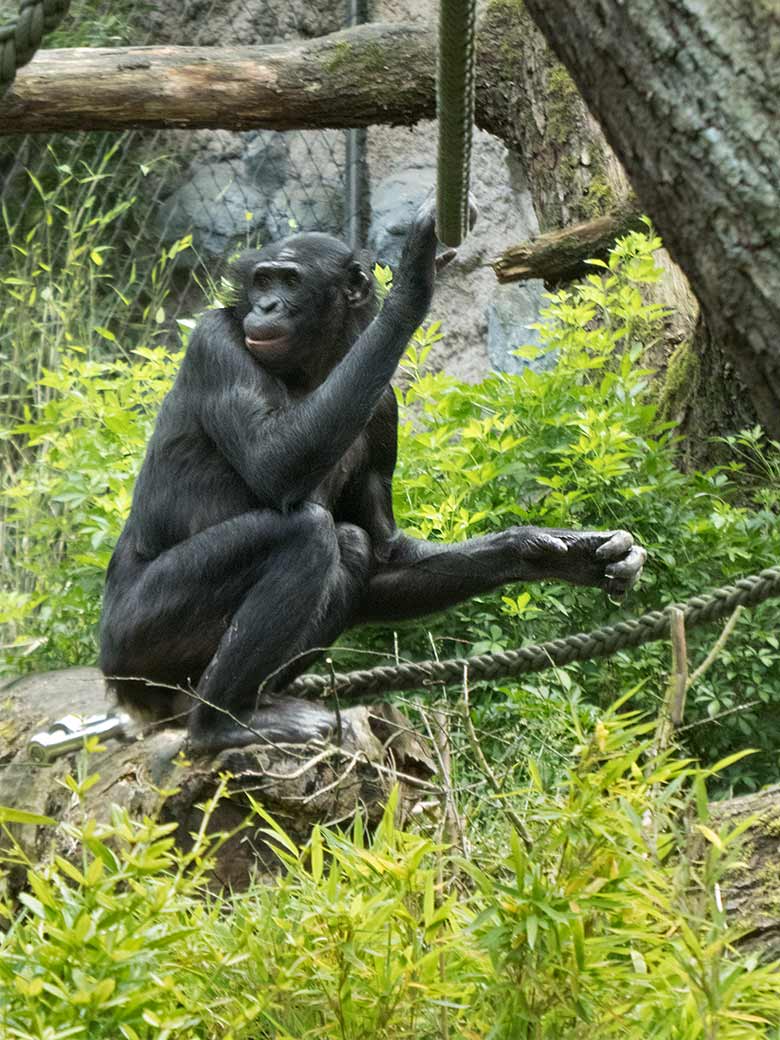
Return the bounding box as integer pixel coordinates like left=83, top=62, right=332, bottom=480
left=0, top=806, right=56, bottom=825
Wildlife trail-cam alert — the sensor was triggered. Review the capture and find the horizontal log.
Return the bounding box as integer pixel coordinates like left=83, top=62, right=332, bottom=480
left=492, top=201, right=645, bottom=284
left=0, top=23, right=436, bottom=135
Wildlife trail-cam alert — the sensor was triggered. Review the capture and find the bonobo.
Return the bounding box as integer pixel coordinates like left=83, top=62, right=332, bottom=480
left=99, top=199, right=646, bottom=752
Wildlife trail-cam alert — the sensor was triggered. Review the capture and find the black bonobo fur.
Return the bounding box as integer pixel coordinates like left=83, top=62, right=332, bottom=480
left=99, top=199, right=646, bottom=752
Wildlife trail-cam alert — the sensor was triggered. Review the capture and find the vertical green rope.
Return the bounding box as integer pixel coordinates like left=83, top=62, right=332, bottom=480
left=436, top=0, right=477, bottom=247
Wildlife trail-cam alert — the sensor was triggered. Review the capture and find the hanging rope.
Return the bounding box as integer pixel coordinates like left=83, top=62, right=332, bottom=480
left=0, top=0, right=70, bottom=95
left=435, top=0, right=477, bottom=247
left=283, top=565, right=780, bottom=700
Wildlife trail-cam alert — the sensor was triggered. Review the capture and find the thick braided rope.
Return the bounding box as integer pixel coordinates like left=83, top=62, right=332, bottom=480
left=435, top=0, right=477, bottom=246
left=283, top=566, right=780, bottom=700
left=0, top=0, right=70, bottom=93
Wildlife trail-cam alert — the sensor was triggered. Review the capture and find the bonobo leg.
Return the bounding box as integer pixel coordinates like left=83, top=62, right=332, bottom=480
left=100, top=504, right=370, bottom=752
left=357, top=526, right=647, bottom=623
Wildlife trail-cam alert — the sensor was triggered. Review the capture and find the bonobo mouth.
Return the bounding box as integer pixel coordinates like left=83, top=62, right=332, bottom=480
left=244, top=335, right=289, bottom=352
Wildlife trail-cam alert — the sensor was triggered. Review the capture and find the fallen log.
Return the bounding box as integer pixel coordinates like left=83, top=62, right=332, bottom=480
left=0, top=668, right=435, bottom=894
left=492, top=201, right=644, bottom=285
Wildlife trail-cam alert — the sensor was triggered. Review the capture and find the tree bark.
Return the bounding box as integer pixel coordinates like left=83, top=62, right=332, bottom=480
left=0, top=25, right=436, bottom=135
left=475, top=0, right=631, bottom=230
left=492, top=200, right=644, bottom=285
left=710, top=784, right=780, bottom=960
left=523, top=0, right=780, bottom=439
left=658, top=317, right=760, bottom=469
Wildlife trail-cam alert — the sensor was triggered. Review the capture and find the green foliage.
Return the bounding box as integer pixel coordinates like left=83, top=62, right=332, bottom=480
left=2, top=713, right=780, bottom=1037
left=1, top=346, right=181, bottom=665
left=463, top=707, right=780, bottom=1038
left=1, top=147, right=189, bottom=429
left=0, top=149, right=191, bottom=666
left=46, top=0, right=135, bottom=47
left=0, top=779, right=271, bottom=1038
left=379, top=227, right=780, bottom=790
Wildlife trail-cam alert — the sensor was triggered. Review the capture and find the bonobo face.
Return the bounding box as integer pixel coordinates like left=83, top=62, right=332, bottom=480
left=235, top=234, right=375, bottom=376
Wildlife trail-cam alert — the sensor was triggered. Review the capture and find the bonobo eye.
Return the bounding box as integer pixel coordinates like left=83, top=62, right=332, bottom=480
left=253, top=269, right=271, bottom=292
left=252, top=262, right=301, bottom=295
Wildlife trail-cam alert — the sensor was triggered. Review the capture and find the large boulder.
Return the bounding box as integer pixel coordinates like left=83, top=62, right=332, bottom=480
left=158, top=161, right=271, bottom=265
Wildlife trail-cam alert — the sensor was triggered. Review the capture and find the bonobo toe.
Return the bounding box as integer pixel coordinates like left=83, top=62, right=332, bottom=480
left=604, top=545, right=647, bottom=594
left=595, top=530, right=634, bottom=559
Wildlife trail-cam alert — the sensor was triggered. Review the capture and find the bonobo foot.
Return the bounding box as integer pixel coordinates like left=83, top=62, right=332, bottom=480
left=188, top=697, right=338, bottom=755
left=514, top=526, right=647, bottom=595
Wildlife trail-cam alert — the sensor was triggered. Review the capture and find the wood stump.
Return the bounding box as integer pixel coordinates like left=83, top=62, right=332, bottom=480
left=0, top=668, right=435, bottom=893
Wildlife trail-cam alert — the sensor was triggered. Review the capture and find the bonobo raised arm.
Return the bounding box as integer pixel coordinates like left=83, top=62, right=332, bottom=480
left=100, top=198, right=646, bottom=752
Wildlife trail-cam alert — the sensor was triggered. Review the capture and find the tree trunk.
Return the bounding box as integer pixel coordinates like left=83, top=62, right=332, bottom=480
left=710, top=784, right=780, bottom=960
left=523, top=0, right=780, bottom=439
left=475, top=0, right=631, bottom=230
left=658, top=317, right=760, bottom=469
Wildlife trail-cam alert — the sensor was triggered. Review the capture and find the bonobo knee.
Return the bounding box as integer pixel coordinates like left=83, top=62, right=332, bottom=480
left=288, top=502, right=338, bottom=560
left=337, top=522, right=372, bottom=578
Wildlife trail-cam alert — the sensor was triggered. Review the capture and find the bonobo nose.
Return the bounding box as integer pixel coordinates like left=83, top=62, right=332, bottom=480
left=259, top=296, right=280, bottom=314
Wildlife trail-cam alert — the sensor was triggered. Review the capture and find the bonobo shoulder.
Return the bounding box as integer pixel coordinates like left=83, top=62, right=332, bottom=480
left=182, top=309, right=243, bottom=371
left=185, top=309, right=235, bottom=353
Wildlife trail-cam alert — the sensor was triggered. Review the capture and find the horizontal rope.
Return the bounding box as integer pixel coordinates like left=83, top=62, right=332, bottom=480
left=283, top=565, right=780, bottom=700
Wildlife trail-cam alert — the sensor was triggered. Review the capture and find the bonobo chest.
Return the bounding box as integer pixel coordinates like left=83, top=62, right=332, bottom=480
left=310, top=431, right=369, bottom=515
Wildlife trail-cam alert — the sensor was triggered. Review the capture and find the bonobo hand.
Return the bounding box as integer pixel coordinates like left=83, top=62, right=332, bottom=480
left=513, top=526, right=647, bottom=595
left=394, top=193, right=478, bottom=322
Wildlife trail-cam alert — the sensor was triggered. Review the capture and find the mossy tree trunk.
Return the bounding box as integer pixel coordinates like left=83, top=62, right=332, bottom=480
left=524, top=0, right=780, bottom=442
left=476, top=0, right=631, bottom=231
left=659, top=320, right=761, bottom=468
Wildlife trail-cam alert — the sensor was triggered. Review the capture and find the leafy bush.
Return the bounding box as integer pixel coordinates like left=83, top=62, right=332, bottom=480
left=1, top=346, right=181, bottom=665
left=463, top=703, right=780, bottom=1038
left=380, top=230, right=780, bottom=790
left=2, top=710, right=779, bottom=1038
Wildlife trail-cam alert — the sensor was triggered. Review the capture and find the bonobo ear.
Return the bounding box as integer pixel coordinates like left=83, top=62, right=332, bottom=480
left=344, top=261, right=374, bottom=308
